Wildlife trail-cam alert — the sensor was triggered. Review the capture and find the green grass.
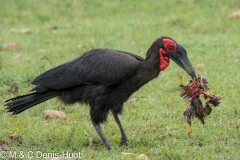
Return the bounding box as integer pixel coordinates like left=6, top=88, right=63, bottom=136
left=0, top=0, right=240, bottom=159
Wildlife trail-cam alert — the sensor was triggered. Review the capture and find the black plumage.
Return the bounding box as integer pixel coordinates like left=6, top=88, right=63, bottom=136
left=5, top=36, right=196, bottom=150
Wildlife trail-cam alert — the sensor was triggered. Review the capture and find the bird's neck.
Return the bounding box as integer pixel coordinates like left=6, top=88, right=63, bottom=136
left=139, top=61, right=160, bottom=82
left=145, top=46, right=161, bottom=71
left=145, top=46, right=170, bottom=71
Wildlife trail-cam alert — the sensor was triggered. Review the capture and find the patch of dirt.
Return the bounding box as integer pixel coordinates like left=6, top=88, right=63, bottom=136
left=42, top=109, right=67, bottom=120
left=3, top=42, right=19, bottom=51
left=8, top=82, right=18, bottom=93
left=196, top=63, right=204, bottom=70
left=83, top=140, right=103, bottom=150
left=20, top=29, right=32, bottom=34
left=9, top=133, right=22, bottom=143
left=228, top=11, right=240, bottom=19
left=0, top=140, right=10, bottom=151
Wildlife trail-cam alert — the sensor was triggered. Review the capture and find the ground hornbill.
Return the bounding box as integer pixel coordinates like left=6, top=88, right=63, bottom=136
left=5, top=36, right=196, bottom=150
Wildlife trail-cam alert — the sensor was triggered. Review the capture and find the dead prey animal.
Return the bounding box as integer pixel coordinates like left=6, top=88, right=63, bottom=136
left=178, top=73, right=223, bottom=138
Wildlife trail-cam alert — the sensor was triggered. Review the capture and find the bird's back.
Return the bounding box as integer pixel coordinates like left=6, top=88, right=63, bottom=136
left=32, top=49, right=144, bottom=92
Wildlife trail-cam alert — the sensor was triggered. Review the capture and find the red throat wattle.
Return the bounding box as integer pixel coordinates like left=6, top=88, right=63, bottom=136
left=159, top=48, right=170, bottom=71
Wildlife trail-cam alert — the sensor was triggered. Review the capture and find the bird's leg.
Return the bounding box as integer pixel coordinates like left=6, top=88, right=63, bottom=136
left=177, top=72, right=183, bottom=86
left=111, top=111, right=128, bottom=146
left=91, top=121, right=111, bottom=150
left=187, top=124, right=192, bottom=138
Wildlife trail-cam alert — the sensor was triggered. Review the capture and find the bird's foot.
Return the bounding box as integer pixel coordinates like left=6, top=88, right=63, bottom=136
left=187, top=125, right=192, bottom=138
left=104, top=143, right=111, bottom=150
left=120, top=137, right=129, bottom=146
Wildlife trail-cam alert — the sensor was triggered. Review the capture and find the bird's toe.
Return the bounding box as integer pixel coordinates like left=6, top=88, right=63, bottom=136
left=121, top=138, right=129, bottom=146
left=104, top=143, right=111, bottom=150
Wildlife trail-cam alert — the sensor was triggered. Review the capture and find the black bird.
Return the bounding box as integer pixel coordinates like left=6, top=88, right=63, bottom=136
left=5, top=36, right=196, bottom=150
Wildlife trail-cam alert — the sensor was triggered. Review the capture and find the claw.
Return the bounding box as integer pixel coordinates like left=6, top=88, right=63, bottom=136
left=187, top=125, right=192, bottom=138
left=178, top=72, right=183, bottom=86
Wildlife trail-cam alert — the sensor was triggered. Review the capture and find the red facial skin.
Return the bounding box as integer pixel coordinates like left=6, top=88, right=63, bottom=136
left=159, top=39, right=177, bottom=71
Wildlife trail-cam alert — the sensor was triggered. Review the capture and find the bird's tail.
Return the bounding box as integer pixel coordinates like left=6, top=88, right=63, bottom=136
left=5, top=91, right=60, bottom=114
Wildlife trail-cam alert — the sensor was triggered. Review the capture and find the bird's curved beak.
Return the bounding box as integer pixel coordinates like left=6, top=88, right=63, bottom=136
left=166, top=44, right=196, bottom=79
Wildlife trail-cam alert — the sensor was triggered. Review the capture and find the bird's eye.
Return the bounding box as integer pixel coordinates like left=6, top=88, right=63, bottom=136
left=168, top=43, right=174, bottom=50
left=163, top=39, right=177, bottom=51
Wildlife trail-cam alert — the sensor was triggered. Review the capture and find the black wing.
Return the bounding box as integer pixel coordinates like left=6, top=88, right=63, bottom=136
left=32, top=49, right=144, bottom=92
